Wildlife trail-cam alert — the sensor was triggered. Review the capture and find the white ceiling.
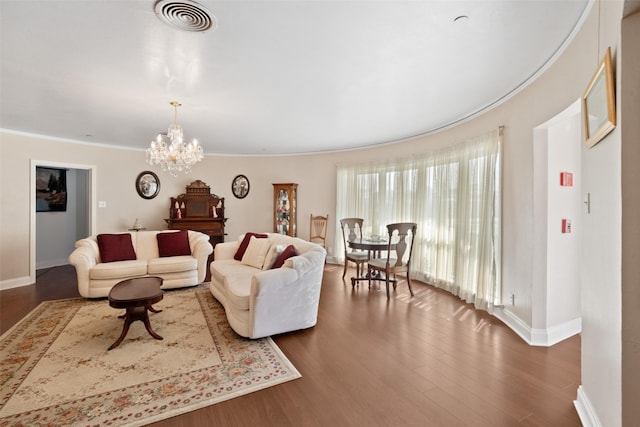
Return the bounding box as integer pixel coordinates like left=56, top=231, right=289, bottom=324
left=0, top=0, right=590, bottom=155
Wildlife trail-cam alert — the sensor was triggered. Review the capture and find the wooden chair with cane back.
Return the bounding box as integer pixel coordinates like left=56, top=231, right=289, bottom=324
left=339, top=218, right=370, bottom=283
left=309, top=214, right=329, bottom=248
left=367, top=222, right=417, bottom=298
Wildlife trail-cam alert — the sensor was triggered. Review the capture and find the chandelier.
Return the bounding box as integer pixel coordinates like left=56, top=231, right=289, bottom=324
left=146, top=101, right=204, bottom=176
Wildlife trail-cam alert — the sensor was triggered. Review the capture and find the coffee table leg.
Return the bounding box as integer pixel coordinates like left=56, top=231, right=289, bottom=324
left=108, top=307, right=163, bottom=350
left=143, top=308, right=163, bottom=340
left=147, top=305, right=162, bottom=314
left=108, top=316, right=132, bottom=351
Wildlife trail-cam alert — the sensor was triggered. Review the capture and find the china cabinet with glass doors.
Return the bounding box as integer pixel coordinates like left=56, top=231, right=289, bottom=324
left=273, top=183, right=297, bottom=237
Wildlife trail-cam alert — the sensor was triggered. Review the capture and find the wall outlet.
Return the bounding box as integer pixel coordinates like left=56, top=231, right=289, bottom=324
left=509, top=294, right=515, bottom=306
left=98, top=201, right=107, bottom=208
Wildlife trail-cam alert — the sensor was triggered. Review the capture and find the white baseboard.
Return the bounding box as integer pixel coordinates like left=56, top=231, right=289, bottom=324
left=325, top=256, right=339, bottom=265
left=574, top=385, right=601, bottom=427
left=0, top=275, right=33, bottom=291
left=532, top=317, right=581, bottom=346
left=35, top=259, right=69, bottom=270
left=493, top=308, right=581, bottom=346
left=493, top=307, right=532, bottom=343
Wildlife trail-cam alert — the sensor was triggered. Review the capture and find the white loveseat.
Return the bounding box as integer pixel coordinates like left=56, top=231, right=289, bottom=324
left=210, top=232, right=326, bottom=339
left=69, top=230, right=213, bottom=298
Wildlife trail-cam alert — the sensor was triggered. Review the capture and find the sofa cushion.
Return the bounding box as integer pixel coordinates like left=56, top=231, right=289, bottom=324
left=284, top=249, right=325, bottom=276
left=263, top=244, right=286, bottom=270
left=134, top=231, right=160, bottom=260
left=89, top=259, right=147, bottom=279
left=157, top=230, right=191, bottom=257
left=224, top=274, right=254, bottom=311
left=210, top=259, right=257, bottom=286
left=96, top=233, right=137, bottom=263
left=241, top=236, right=272, bottom=269
left=211, top=259, right=258, bottom=310
left=273, top=244, right=298, bottom=268
left=234, top=232, right=268, bottom=260
left=148, top=255, right=197, bottom=275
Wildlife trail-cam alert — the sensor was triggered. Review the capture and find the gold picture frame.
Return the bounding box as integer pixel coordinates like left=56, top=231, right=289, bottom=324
left=583, top=46, right=616, bottom=148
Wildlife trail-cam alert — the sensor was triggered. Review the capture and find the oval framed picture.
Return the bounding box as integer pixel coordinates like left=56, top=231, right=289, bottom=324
left=135, top=171, right=160, bottom=199
left=232, top=174, right=250, bottom=199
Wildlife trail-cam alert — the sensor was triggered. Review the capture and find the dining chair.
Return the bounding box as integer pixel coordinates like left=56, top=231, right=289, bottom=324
left=339, top=218, right=370, bottom=283
left=367, top=222, right=417, bottom=298
left=309, top=214, right=329, bottom=248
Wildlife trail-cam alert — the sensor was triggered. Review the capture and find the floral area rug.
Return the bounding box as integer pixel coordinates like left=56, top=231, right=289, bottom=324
left=0, top=285, right=300, bottom=426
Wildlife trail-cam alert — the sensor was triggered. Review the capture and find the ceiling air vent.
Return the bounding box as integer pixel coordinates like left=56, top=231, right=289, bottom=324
left=154, top=0, right=215, bottom=32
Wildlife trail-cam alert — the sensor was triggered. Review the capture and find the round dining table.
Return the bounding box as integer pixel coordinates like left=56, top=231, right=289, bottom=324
left=347, top=237, right=397, bottom=285
left=348, top=237, right=394, bottom=255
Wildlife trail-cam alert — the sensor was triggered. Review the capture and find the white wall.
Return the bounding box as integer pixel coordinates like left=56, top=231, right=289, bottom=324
left=530, top=100, right=583, bottom=346
left=575, top=1, right=624, bottom=426
left=545, top=115, right=582, bottom=330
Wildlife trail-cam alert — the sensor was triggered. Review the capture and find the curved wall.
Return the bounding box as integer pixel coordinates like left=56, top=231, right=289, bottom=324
left=0, top=2, right=598, bottom=313
left=1, top=4, right=596, bottom=312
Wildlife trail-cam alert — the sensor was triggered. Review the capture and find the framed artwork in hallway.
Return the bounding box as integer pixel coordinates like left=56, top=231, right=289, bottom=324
left=35, top=166, right=67, bottom=212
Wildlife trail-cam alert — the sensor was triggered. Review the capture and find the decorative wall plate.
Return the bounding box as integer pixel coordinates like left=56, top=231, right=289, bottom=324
left=232, top=174, right=250, bottom=199
left=136, top=171, right=160, bottom=199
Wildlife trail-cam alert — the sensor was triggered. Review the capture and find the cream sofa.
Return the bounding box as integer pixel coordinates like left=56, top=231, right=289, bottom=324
left=69, top=230, right=213, bottom=298
left=210, top=232, right=326, bottom=339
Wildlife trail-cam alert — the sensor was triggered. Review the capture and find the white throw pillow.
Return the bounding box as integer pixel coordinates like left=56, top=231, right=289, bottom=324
left=241, top=236, right=272, bottom=269
left=263, top=244, right=286, bottom=270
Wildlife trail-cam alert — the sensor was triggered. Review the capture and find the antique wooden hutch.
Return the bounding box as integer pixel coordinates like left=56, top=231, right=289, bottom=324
left=165, top=180, right=227, bottom=249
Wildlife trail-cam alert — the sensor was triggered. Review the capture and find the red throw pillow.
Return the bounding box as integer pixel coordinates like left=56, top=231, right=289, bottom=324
left=97, top=233, right=137, bottom=263
left=272, top=244, right=298, bottom=269
left=234, top=232, right=268, bottom=260
left=157, top=230, right=192, bottom=257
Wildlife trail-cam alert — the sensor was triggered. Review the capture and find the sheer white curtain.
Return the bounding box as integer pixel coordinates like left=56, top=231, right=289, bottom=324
left=335, top=128, right=502, bottom=312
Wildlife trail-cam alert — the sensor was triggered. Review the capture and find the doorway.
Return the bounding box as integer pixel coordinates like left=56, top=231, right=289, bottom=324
left=30, top=160, right=96, bottom=283
left=531, top=98, right=582, bottom=345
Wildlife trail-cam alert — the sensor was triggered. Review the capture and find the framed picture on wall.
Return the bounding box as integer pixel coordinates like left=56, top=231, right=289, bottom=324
left=583, top=46, right=616, bottom=148
left=135, top=171, right=160, bottom=199
left=232, top=174, right=250, bottom=199
left=36, top=167, right=67, bottom=212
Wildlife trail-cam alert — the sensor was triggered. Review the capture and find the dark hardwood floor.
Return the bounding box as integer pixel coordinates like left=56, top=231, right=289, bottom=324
left=0, top=264, right=581, bottom=426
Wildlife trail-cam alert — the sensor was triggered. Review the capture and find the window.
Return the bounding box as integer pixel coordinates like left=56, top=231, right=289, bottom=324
left=336, top=129, right=502, bottom=311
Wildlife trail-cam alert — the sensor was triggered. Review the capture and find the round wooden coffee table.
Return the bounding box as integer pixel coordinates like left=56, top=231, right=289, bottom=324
left=107, top=276, right=164, bottom=350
